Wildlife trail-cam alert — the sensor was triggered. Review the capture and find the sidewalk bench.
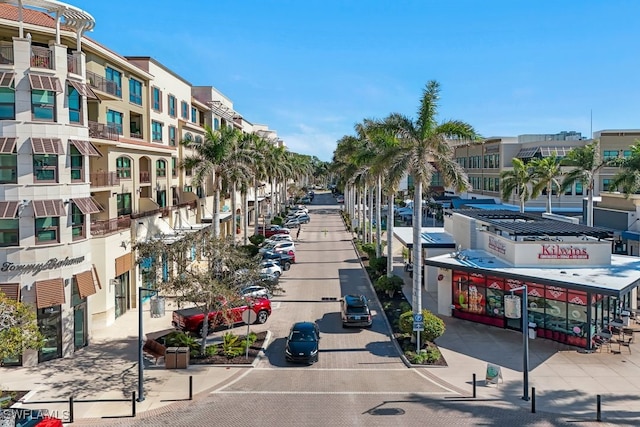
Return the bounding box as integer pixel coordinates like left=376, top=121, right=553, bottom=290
left=143, top=339, right=166, bottom=364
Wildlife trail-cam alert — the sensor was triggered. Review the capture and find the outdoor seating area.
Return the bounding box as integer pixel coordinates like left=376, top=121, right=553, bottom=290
left=593, top=313, right=637, bottom=354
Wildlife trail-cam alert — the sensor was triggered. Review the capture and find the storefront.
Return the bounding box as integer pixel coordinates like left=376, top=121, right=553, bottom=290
left=421, top=210, right=640, bottom=351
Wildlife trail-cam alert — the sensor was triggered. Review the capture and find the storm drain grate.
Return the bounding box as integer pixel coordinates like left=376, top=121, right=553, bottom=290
left=321, top=297, right=338, bottom=301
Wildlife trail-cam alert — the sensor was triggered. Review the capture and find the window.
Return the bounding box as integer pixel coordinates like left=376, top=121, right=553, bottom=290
left=213, top=118, right=220, bottom=130
left=172, top=157, right=177, bottom=177
left=32, top=89, right=55, bottom=121
left=191, top=106, right=197, bottom=123
left=107, top=109, right=123, bottom=135
left=168, top=126, right=177, bottom=146
left=564, top=185, right=573, bottom=196
left=71, top=203, right=84, bottom=240
left=183, top=185, right=192, bottom=193
left=194, top=135, right=203, bottom=145
left=152, top=87, right=161, bottom=111
left=129, top=79, right=142, bottom=105
left=0, top=87, right=15, bottom=120
left=0, top=139, right=17, bottom=183
left=181, top=101, right=188, bottom=119
left=183, top=133, right=193, bottom=145
left=68, top=84, right=81, bottom=123
left=105, top=67, right=122, bottom=97
left=575, top=182, right=583, bottom=196
left=117, top=193, right=132, bottom=216
left=603, top=150, right=619, bottom=161
left=157, top=190, right=166, bottom=208
left=70, top=146, right=83, bottom=181
left=33, top=154, right=57, bottom=182
left=116, top=156, right=131, bottom=179
left=152, top=121, right=163, bottom=142
left=168, top=95, right=176, bottom=117
left=156, top=160, right=166, bottom=177
left=35, top=217, right=59, bottom=244
left=602, top=179, right=612, bottom=192
left=0, top=219, right=18, bottom=246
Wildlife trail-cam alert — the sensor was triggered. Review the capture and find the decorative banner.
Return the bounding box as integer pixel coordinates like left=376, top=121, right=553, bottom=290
left=486, top=363, right=503, bottom=385
left=504, top=294, right=521, bottom=319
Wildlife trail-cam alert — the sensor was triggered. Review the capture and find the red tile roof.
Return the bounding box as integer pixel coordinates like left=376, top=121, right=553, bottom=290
left=0, top=4, right=56, bottom=28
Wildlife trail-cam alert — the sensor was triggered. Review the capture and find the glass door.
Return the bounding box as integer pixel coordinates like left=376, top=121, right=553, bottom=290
left=74, top=303, right=87, bottom=350
left=114, top=273, right=130, bottom=318
left=38, top=306, right=62, bottom=363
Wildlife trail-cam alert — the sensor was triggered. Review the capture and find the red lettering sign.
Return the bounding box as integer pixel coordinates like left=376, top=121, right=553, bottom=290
left=538, top=244, right=589, bottom=259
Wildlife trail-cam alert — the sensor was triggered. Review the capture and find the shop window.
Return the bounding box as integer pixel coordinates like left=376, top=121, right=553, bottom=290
left=116, top=156, right=131, bottom=179
left=71, top=203, right=84, bottom=240
left=545, top=286, right=567, bottom=333
left=70, top=145, right=83, bottom=182
left=31, top=89, right=55, bottom=121
left=35, top=217, right=59, bottom=244
left=117, top=193, right=132, bottom=216
left=68, top=84, right=81, bottom=123
left=0, top=218, right=18, bottom=246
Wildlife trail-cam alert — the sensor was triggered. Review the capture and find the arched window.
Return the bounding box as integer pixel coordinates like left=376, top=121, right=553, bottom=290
left=184, top=133, right=193, bottom=144
left=116, top=156, right=132, bottom=179
left=194, top=135, right=203, bottom=145
left=156, top=160, right=166, bottom=177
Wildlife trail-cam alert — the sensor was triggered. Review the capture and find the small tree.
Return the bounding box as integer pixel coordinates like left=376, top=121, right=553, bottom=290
left=0, top=292, right=45, bottom=360
left=374, top=275, right=404, bottom=297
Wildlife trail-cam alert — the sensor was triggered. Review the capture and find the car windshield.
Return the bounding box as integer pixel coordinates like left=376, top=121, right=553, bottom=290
left=290, top=330, right=316, bottom=342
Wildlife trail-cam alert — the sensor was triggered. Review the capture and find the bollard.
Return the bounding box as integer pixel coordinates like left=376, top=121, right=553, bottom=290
left=597, top=394, right=601, bottom=422
left=132, top=391, right=136, bottom=418
left=189, top=375, right=193, bottom=400
left=531, top=387, right=536, bottom=413
left=68, top=395, right=74, bottom=424
left=472, top=373, right=476, bottom=398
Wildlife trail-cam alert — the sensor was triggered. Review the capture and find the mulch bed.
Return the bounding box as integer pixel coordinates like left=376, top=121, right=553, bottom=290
left=189, top=331, right=267, bottom=365
left=0, top=390, right=28, bottom=409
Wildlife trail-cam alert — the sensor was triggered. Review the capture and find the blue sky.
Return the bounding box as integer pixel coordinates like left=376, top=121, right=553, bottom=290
left=73, top=0, right=640, bottom=162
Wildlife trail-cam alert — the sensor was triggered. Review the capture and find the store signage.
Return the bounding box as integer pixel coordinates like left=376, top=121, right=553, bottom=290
left=488, top=236, right=506, bottom=254
left=1, top=256, right=85, bottom=276
left=538, top=244, right=588, bottom=259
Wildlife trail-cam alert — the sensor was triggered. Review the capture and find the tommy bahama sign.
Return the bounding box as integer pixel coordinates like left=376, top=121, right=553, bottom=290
left=538, top=244, right=588, bottom=260
left=1, top=256, right=85, bottom=276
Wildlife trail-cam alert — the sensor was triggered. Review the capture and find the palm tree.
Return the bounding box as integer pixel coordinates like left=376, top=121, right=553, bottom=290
left=609, top=140, right=640, bottom=196
left=562, top=140, right=611, bottom=226
left=530, top=153, right=564, bottom=214
left=181, top=125, right=242, bottom=237
left=500, top=158, right=534, bottom=213
left=382, top=81, right=479, bottom=320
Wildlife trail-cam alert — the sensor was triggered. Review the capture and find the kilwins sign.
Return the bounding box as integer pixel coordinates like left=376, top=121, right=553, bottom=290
left=538, top=244, right=588, bottom=260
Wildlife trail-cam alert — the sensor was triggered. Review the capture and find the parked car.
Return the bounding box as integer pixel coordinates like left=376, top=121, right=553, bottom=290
left=261, top=234, right=294, bottom=246
left=256, top=224, right=290, bottom=237
left=241, top=285, right=272, bottom=299
left=284, top=217, right=301, bottom=228
left=295, top=214, right=311, bottom=224
left=172, top=297, right=272, bottom=335
left=336, top=195, right=344, bottom=204
left=341, top=294, right=372, bottom=328
left=285, top=321, right=320, bottom=364
left=260, top=260, right=282, bottom=277
left=259, top=240, right=296, bottom=255
left=286, top=210, right=309, bottom=219
left=262, top=250, right=294, bottom=270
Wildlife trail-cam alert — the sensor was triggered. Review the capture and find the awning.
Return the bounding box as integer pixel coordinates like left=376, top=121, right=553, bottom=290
left=0, top=201, right=19, bottom=218
left=31, top=137, right=64, bottom=155
left=67, top=79, right=98, bottom=99
left=71, top=197, right=102, bottom=214
left=0, top=137, right=16, bottom=153
left=35, top=278, right=65, bottom=308
left=32, top=199, right=66, bottom=218
left=0, top=72, right=15, bottom=88
left=74, top=270, right=97, bottom=298
left=622, top=231, right=640, bottom=242
left=69, top=139, right=101, bottom=157
left=28, top=74, right=63, bottom=92
left=0, top=283, right=20, bottom=301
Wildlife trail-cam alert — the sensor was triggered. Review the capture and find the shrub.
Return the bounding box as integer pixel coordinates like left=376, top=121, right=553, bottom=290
left=248, top=234, right=265, bottom=246
left=374, top=275, right=404, bottom=294
left=164, top=331, right=200, bottom=353
left=369, top=256, right=387, bottom=275
left=222, top=332, right=245, bottom=358
left=405, top=346, right=441, bottom=364
left=360, top=243, right=376, bottom=259
left=272, top=216, right=283, bottom=225
left=398, top=309, right=446, bottom=342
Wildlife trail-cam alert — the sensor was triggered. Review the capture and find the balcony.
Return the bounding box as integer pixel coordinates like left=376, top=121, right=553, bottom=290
left=0, top=42, right=13, bottom=65
left=90, top=171, right=120, bottom=187
left=140, top=171, right=150, bottom=183
left=31, top=46, right=53, bottom=69
left=91, top=216, right=131, bottom=236
left=130, top=200, right=197, bottom=220
left=86, top=70, right=121, bottom=97
left=89, top=120, right=120, bottom=141
left=67, top=54, right=80, bottom=74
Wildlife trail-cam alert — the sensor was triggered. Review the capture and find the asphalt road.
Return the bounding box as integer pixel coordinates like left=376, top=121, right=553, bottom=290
left=110, top=192, right=588, bottom=427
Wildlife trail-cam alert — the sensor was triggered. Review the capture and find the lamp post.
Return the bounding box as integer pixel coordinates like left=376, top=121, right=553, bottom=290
left=138, top=286, right=158, bottom=402
left=507, top=285, right=530, bottom=401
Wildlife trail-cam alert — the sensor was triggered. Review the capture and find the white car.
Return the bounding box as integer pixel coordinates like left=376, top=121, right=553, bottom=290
left=261, top=260, right=282, bottom=277
left=259, top=240, right=296, bottom=254
left=241, top=285, right=272, bottom=299
left=262, top=234, right=294, bottom=245
left=284, top=217, right=301, bottom=228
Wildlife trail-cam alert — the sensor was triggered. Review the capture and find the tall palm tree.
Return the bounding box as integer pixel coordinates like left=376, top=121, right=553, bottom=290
left=609, top=140, right=640, bottom=196
left=530, top=153, right=564, bottom=214
left=562, top=140, right=611, bottom=226
left=500, top=158, right=534, bottom=213
left=382, top=81, right=478, bottom=320
left=181, top=125, right=242, bottom=237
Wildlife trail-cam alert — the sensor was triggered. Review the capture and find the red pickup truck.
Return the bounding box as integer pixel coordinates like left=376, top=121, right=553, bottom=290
left=257, top=225, right=290, bottom=238
left=172, top=297, right=271, bottom=335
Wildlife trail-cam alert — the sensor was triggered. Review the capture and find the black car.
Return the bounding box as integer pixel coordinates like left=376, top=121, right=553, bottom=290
left=285, top=321, right=320, bottom=364
left=341, top=294, right=372, bottom=328
left=262, top=250, right=293, bottom=271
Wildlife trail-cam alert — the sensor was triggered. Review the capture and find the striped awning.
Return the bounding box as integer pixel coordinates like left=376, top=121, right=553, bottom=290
left=74, top=270, right=97, bottom=298
left=28, top=74, right=63, bottom=92
left=0, top=283, right=20, bottom=301
left=0, top=137, right=16, bottom=153
left=32, top=199, right=66, bottom=218
left=35, top=278, right=65, bottom=308
left=67, top=79, right=98, bottom=99
left=31, top=138, right=64, bottom=155
left=69, top=139, right=101, bottom=157
left=0, top=72, right=15, bottom=88
left=0, top=201, right=19, bottom=218
left=71, top=197, right=102, bottom=214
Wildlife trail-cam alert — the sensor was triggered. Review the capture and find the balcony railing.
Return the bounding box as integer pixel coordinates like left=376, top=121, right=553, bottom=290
left=31, top=46, right=53, bottom=69
left=140, top=171, right=150, bottom=183
left=86, top=70, right=121, bottom=97
left=0, top=42, right=13, bottom=65
left=90, top=171, right=120, bottom=187
left=91, top=216, right=131, bottom=236
left=130, top=200, right=197, bottom=220
left=89, top=120, right=120, bottom=141
left=67, top=54, right=80, bottom=74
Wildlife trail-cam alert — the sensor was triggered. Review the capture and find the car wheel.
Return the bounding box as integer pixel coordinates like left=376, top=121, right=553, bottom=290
left=255, top=310, right=269, bottom=324
left=274, top=271, right=281, bottom=278
left=283, top=262, right=291, bottom=271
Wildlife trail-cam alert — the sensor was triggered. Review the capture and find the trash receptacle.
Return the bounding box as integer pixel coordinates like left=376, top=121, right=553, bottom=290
left=621, top=311, right=631, bottom=327
left=175, top=346, right=189, bottom=369
left=165, top=347, right=178, bottom=369
left=150, top=296, right=166, bottom=318
left=528, top=322, right=537, bottom=340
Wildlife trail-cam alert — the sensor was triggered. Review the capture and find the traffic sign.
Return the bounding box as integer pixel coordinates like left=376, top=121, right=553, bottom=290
left=413, top=313, right=424, bottom=323
left=413, top=321, right=424, bottom=331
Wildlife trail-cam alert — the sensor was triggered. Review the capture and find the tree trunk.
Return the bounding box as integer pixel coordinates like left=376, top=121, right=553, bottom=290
left=242, top=192, right=249, bottom=245
left=375, top=176, right=382, bottom=258
left=547, top=184, right=552, bottom=213
left=213, top=188, right=221, bottom=238
left=231, top=182, right=237, bottom=243
left=254, top=178, right=260, bottom=235
left=412, top=181, right=423, bottom=317
left=386, top=192, right=394, bottom=278
left=587, top=180, right=594, bottom=227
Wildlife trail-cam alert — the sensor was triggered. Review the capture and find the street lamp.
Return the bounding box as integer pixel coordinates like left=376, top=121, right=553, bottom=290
left=138, top=286, right=158, bottom=402
left=505, top=285, right=530, bottom=401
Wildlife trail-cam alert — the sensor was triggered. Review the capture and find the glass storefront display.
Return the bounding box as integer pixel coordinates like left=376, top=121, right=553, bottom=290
left=38, top=305, right=62, bottom=363
left=114, top=272, right=130, bottom=318
left=72, top=280, right=87, bottom=350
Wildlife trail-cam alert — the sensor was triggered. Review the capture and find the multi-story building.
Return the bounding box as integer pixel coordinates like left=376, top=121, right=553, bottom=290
left=0, top=0, right=285, bottom=366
